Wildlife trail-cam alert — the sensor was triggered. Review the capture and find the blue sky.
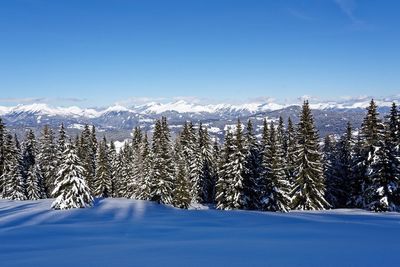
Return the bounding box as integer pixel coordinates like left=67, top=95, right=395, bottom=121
left=0, top=0, right=399, bottom=107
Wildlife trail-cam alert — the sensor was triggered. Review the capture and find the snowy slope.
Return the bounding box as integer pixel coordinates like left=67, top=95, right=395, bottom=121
left=1, top=199, right=399, bottom=267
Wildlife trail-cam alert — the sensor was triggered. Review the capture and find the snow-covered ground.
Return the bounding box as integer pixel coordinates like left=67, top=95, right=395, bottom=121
left=1, top=199, right=399, bottom=267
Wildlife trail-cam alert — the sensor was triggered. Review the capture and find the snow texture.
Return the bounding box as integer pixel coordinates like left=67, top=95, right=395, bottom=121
left=1, top=198, right=399, bottom=267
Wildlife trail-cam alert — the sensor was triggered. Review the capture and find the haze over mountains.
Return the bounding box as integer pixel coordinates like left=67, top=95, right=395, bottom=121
left=1, top=96, right=399, bottom=141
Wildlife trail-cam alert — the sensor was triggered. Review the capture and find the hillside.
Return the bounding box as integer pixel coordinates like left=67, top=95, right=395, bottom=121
left=1, top=198, right=399, bottom=267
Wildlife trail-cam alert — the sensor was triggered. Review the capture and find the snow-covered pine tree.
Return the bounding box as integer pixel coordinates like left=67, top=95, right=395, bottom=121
left=129, top=127, right=143, bottom=199
left=79, top=124, right=97, bottom=192
left=22, top=129, right=45, bottom=200
left=2, top=133, right=26, bottom=200
left=22, top=129, right=36, bottom=175
left=198, top=123, right=215, bottom=203
left=331, top=122, right=354, bottom=208
left=0, top=118, right=5, bottom=197
left=323, top=135, right=342, bottom=208
left=242, top=119, right=261, bottom=210
left=37, top=125, right=57, bottom=197
left=56, top=123, right=67, bottom=165
left=185, top=122, right=203, bottom=203
left=94, top=137, right=112, bottom=198
left=118, top=141, right=134, bottom=197
left=107, top=140, right=118, bottom=197
left=285, top=117, right=296, bottom=187
left=137, top=133, right=153, bottom=200
left=260, top=121, right=291, bottom=212
left=26, top=164, right=43, bottom=200
left=210, top=139, right=220, bottom=203
left=51, top=142, right=93, bottom=210
left=172, top=137, right=191, bottom=209
left=358, top=100, right=385, bottom=208
left=215, top=130, right=234, bottom=210
left=291, top=101, right=329, bottom=210
left=149, top=118, right=174, bottom=204
left=365, top=103, right=400, bottom=211
left=224, top=119, right=246, bottom=210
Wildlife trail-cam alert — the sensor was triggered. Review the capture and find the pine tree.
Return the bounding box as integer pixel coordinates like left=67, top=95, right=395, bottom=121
left=129, top=127, right=143, bottom=199
left=334, top=122, right=353, bottom=207
left=285, top=117, right=296, bottom=187
left=118, top=142, right=134, bottom=197
left=291, top=101, right=329, bottom=210
left=260, top=122, right=291, bottom=211
left=22, top=129, right=36, bottom=175
left=366, top=104, right=400, bottom=211
left=79, top=124, right=97, bottom=192
left=51, top=143, right=93, bottom=210
left=107, top=140, right=118, bottom=197
left=137, top=133, right=153, bottom=200
left=172, top=137, right=191, bottom=209
left=149, top=118, right=174, bottom=204
left=216, top=130, right=234, bottom=210
left=37, top=125, right=57, bottom=196
left=224, top=119, right=246, bottom=209
left=26, top=164, right=43, bottom=200
left=94, top=138, right=112, bottom=198
left=0, top=117, right=5, bottom=196
left=323, top=135, right=341, bottom=207
left=198, top=124, right=215, bottom=203
left=2, top=133, right=26, bottom=200
left=242, top=119, right=261, bottom=209
left=358, top=100, right=385, bottom=208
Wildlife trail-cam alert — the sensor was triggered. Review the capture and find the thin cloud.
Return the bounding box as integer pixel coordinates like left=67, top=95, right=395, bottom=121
left=0, top=97, right=87, bottom=105
left=287, top=8, right=314, bottom=21
left=334, top=0, right=363, bottom=25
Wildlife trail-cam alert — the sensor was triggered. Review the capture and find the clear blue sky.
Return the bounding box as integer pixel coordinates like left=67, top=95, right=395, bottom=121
left=0, top=0, right=399, bottom=107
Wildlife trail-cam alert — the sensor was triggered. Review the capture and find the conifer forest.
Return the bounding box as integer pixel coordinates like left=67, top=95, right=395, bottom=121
left=1, top=100, right=399, bottom=212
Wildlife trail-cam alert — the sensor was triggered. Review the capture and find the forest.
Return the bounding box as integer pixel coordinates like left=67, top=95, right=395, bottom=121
left=0, top=100, right=399, bottom=212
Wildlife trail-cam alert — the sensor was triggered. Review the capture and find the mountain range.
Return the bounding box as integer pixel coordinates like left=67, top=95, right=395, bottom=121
left=1, top=96, right=398, bottom=142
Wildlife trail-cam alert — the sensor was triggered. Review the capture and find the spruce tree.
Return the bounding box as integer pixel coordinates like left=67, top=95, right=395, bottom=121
left=260, top=122, right=291, bottom=212
left=137, top=133, right=153, bottom=200
left=285, top=117, right=296, bottom=187
left=198, top=124, right=215, bottom=203
left=149, top=118, right=174, bottom=204
left=79, top=124, right=97, bottom=192
left=51, top=143, right=93, bottom=210
left=0, top=117, right=5, bottom=196
left=291, top=101, right=329, bottom=210
left=172, top=137, right=191, bottom=209
left=26, top=164, right=43, bottom=200
left=129, top=127, right=144, bottom=199
left=242, top=119, right=261, bottom=209
left=224, top=119, right=246, bottom=209
left=2, top=133, right=26, bottom=200
left=323, top=135, right=341, bottom=207
left=358, top=100, right=385, bottom=208
left=107, top=140, right=118, bottom=197
left=94, top=138, right=112, bottom=198
left=334, top=122, right=353, bottom=208
left=366, top=104, right=400, bottom=211
left=22, top=129, right=36, bottom=175
left=37, top=125, right=57, bottom=197
left=216, top=130, right=234, bottom=210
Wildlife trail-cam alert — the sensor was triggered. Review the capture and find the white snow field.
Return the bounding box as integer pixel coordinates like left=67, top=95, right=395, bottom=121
left=1, top=199, right=400, bottom=267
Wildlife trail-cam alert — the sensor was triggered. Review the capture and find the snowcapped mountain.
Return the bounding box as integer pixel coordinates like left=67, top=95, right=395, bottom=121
left=0, top=96, right=398, bottom=141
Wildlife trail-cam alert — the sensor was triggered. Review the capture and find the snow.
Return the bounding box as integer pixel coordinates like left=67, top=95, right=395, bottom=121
left=1, top=96, right=400, bottom=118
left=1, top=198, right=399, bottom=267
left=114, top=139, right=130, bottom=152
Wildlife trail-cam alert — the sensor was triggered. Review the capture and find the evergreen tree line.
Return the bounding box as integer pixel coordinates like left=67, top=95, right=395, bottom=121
left=0, top=100, right=399, bottom=211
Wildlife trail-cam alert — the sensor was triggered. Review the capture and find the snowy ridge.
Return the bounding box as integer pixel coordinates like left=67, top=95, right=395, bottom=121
left=0, top=96, right=399, bottom=118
